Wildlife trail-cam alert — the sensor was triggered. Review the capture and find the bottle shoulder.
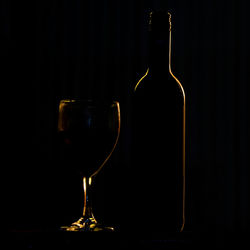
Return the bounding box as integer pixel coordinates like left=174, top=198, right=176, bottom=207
left=133, top=69, right=185, bottom=103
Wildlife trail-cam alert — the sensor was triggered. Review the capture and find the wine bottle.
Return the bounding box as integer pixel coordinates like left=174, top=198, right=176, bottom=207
left=131, top=11, right=186, bottom=233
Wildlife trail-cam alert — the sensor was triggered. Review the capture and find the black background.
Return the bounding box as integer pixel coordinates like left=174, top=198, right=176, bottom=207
left=2, top=0, right=249, bottom=243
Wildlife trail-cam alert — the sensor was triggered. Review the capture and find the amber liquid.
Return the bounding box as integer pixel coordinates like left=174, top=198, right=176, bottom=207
left=58, top=101, right=119, bottom=177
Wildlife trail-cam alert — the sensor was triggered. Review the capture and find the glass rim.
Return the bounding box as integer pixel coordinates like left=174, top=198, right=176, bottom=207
left=59, top=99, right=119, bottom=105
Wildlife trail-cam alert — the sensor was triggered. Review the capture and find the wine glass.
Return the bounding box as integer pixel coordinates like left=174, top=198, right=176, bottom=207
left=58, top=99, right=120, bottom=231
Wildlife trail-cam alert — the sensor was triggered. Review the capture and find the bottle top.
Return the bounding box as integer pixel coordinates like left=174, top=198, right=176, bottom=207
left=149, top=10, right=172, bottom=33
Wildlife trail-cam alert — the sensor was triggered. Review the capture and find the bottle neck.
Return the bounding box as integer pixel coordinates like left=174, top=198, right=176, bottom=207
left=148, top=11, right=171, bottom=76
left=149, top=32, right=171, bottom=74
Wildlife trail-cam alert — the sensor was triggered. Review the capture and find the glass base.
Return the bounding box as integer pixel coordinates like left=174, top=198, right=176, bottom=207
left=60, top=217, right=114, bottom=232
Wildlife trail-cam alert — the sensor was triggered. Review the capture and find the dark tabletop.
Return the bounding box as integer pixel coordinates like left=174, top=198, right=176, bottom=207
left=6, top=228, right=194, bottom=249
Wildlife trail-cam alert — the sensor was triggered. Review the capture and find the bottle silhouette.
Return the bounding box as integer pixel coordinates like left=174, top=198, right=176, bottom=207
left=131, top=10, right=186, bottom=233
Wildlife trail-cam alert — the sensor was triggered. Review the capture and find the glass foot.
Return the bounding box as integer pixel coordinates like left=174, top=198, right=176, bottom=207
left=60, top=217, right=114, bottom=232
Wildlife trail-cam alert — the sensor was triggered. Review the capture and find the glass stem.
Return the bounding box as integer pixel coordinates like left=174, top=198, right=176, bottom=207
left=82, top=177, right=95, bottom=220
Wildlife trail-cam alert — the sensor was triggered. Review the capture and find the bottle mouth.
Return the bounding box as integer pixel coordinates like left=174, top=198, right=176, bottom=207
left=149, top=10, right=171, bottom=32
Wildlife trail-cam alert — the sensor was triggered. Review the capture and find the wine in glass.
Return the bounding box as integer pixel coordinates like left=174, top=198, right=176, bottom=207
left=58, top=99, right=120, bottom=231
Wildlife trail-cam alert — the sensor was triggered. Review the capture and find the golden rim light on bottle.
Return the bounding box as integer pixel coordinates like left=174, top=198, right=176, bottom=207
left=167, top=12, right=186, bottom=232
left=134, top=11, right=186, bottom=232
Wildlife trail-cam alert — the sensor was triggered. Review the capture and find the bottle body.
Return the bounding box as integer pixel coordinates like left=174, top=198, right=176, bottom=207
left=131, top=11, right=185, bottom=233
